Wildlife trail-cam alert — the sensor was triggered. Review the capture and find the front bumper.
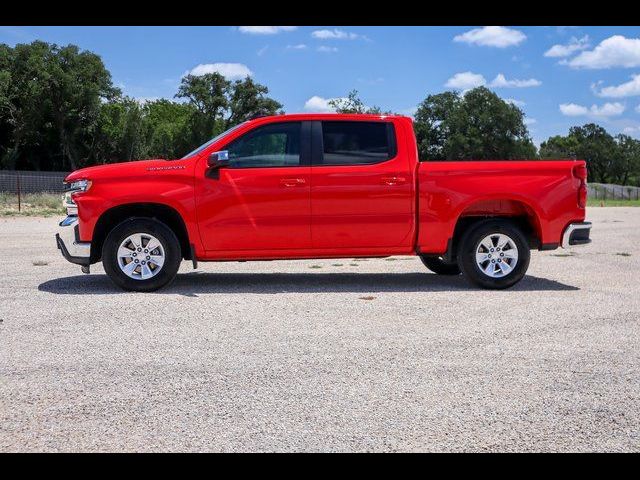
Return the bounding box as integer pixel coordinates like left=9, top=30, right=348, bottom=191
left=562, top=221, right=592, bottom=249
left=55, top=216, right=91, bottom=266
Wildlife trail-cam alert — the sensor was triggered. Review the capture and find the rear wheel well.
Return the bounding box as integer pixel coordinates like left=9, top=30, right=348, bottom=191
left=447, top=201, right=541, bottom=262
left=90, top=203, right=191, bottom=263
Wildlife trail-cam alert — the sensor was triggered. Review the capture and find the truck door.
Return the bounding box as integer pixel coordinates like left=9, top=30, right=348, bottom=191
left=195, top=121, right=311, bottom=252
left=310, top=120, right=414, bottom=249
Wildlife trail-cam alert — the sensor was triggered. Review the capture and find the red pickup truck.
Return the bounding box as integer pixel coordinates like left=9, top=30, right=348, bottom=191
left=56, top=113, right=591, bottom=291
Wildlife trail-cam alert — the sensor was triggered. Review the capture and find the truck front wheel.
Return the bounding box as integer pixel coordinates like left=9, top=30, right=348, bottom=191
left=102, top=218, right=182, bottom=292
left=457, top=219, right=530, bottom=289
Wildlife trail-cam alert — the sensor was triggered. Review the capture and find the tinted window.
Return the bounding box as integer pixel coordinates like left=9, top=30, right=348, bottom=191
left=321, top=121, right=395, bottom=165
left=226, top=122, right=301, bottom=168
left=180, top=122, right=246, bottom=159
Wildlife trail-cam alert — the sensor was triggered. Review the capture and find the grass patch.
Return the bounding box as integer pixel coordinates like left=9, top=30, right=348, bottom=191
left=0, top=192, right=65, bottom=217
left=309, top=265, right=322, bottom=269
left=551, top=253, right=575, bottom=257
left=615, top=252, right=632, bottom=257
left=331, top=263, right=343, bottom=267
left=32, top=260, right=50, bottom=266
left=587, top=198, right=640, bottom=207
left=349, top=263, right=359, bottom=267
left=359, top=296, right=376, bottom=301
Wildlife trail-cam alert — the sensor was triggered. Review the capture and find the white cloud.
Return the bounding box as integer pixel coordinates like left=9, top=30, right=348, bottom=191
left=504, top=98, right=526, bottom=107
left=453, top=26, right=526, bottom=48
left=623, top=126, right=640, bottom=134
left=186, top=63, right=253, bottom=80
left=566, top=35, right=640, bottom=69
left=544, top=35, right=590, bottom=57
left=445, top=71, right=486, bottom=90
left=304, top=96, right=342, bottom=112
left=489, top=73, right=541, bottom=88
left=238, top=26, right=297, bottom=35
left=311, top=29, right=364, bottom=40
left=286, top=44, right=307, bottom=50
left=524, top=118, right=537, bottom=125
left=594, top=74, right=640, bottom=98
left=559, top=103, right=588, bottom=116
left=596, top=104, right=625, bottom=116
left=559, top=102, right=625, bottom=117
left=317, top=45, right=338, bottom=53
left=256, top=46, right=268, bottom=56
left=637, top=104, right=640, bottom=113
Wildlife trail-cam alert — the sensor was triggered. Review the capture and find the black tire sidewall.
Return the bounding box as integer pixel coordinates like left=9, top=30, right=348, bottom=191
left=420, top=256, right=462, bottom=275
left=102, top=218, right=181, bottom=292
left=458, top=220, right=530, bottom=289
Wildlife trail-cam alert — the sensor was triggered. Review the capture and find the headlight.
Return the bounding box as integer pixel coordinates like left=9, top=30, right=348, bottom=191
left=64, top=179, right=92, bottom=193
left=62, top=179, right=92, bottom=215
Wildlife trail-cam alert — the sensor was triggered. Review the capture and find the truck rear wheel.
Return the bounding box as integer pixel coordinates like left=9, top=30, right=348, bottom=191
left=102, top=218, right=181, bottom=292
left=420, top=256, right=461, bottom=275
left=457, top=219, right=530, bottom=289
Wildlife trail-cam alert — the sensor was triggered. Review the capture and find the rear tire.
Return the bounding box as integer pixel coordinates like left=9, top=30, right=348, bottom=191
left=420, top=256, right=461, bottom=275
left=102, top=217, right=181, bottom=292
left=457, top=219, right=530, bottom=289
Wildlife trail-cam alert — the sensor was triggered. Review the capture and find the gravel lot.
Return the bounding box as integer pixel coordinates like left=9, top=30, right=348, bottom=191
left=1, top=208, right=639, bottom=452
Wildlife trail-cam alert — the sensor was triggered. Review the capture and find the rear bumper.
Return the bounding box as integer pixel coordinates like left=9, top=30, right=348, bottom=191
left=55, top=216, right=91, bottom=266
left=562, top=222, right=592, bottom=249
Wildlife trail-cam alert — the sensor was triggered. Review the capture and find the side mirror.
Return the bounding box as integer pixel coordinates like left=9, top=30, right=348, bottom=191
left=207, top=150, right=230, bottom=169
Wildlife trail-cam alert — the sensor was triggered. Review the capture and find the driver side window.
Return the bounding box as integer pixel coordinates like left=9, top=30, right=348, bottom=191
left=226, top=122, right=301, bottom=168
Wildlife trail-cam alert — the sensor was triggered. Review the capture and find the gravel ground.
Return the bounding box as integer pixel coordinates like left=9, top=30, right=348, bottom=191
left=1, top=208, right=639, bottom=452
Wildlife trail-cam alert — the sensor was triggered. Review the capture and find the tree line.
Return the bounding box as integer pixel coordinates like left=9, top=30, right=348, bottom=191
left=1, top=41, right=639, bottom=186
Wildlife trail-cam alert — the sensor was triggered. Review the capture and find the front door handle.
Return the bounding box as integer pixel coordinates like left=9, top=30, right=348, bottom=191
left=381, top=176, right=407, bottom=186
left=280, top=178, right=306, bottom=187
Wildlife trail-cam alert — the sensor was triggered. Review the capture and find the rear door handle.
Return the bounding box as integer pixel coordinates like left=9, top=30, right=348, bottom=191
left=280, top=178, right=306, bottom=187
left=381, top=176, right=407, bottom=186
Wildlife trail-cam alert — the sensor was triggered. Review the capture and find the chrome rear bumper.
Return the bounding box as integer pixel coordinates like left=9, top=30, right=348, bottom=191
left=562, top=222, right=592, bottom=249
left=55, top=216, right=91, bottom=266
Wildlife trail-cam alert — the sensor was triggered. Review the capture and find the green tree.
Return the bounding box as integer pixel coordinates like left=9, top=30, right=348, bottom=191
left=141, top=99, right=197, bottom=159
left=175, top=73, right=282, bottom=146
left=540, top=124, right=640, bottom=185
left=328, top=90, right=383, bottom=114
left=414, top=87, right=537, bottom=160
left=615, top=134, right=640, bottom=186
left=569, top=124, right=619, bottom=183
left=226, top=77, right=283, bottom=127
left=539, top=134, right=579, bottom=159
left=93, top=98, right=146, bottom=164
left=0, top=41, right=118, bottom=170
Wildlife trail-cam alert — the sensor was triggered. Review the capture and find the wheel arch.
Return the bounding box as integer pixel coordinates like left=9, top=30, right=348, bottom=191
left=90, top=203, right=192, bottom=263
left=446, top=198, right=543, bottom=262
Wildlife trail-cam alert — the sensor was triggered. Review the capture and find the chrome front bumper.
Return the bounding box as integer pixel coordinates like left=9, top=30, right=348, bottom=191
left=55, top=216, right=91, bottom=266
left=562, top=222, right=592, bottom=249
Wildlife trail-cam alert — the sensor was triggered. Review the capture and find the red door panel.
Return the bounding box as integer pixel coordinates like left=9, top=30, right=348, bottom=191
left=195, top=166, right=311, bottom=251
left=194, top=121, right=311, bottom=253
left=311, top=120, right=414, bottom=249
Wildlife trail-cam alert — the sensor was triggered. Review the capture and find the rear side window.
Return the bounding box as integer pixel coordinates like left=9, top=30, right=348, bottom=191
left=320, top=121, right=396, bottom=165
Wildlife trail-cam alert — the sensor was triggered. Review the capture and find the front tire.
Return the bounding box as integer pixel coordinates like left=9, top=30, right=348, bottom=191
left=457, top=219, right=530, bottom=289
left=102, top=218, right=181, bottom=292
left=420, top=256, right=461, bottom=275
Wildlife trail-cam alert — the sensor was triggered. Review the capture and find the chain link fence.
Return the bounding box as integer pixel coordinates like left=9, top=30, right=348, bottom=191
left=0, top=170, right=69, bottom=194
left=588, top=183, right=640, bottom=201
left=0, top=170, right=69, bottom=213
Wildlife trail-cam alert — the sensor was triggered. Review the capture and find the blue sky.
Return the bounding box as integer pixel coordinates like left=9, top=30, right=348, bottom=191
left=2, top=25, right=640, bottom=145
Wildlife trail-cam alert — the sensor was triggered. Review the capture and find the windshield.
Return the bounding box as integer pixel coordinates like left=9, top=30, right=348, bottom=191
left=180, top=122, right=247, bottom=159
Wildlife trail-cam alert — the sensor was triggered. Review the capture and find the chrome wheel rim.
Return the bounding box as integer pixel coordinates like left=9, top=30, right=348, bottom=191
left=117, top=233, right=165, bottom=280
left=475, top=233, right=518, bottom=278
